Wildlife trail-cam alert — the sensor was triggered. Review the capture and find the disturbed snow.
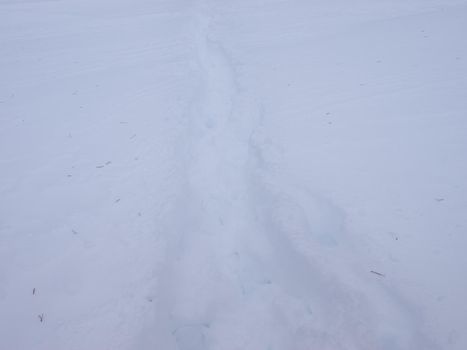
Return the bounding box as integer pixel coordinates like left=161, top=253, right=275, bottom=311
left=1, top=0, right=467, bottom=349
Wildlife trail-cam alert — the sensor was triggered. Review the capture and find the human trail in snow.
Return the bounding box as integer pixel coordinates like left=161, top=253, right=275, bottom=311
left=149, top=2, right=435, bottom=350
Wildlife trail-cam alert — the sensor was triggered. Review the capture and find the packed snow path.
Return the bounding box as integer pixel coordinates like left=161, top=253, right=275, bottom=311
left=1, top=0, right=467, bottom=349
left=150, top=4, right=428, bottom=350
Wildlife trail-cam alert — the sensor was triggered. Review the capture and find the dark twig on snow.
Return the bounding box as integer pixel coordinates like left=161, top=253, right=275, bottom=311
left=370, top=270, right=385, bottom=277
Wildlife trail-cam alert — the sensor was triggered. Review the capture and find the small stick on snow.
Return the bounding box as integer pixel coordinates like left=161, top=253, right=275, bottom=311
left=38, top=314, right=44, bottom=322
left=370, top=270, right=385, bottom=277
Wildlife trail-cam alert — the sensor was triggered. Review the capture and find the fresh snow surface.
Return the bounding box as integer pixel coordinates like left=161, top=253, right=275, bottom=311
left=1, top=0, right=467, bottom=349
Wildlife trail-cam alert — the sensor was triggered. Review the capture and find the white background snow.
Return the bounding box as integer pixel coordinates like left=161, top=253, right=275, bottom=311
left=1, top=0, right=467, bottom=349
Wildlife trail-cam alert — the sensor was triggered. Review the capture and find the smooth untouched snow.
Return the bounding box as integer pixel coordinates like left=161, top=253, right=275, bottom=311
left=1, top=0, right=466, bottom=349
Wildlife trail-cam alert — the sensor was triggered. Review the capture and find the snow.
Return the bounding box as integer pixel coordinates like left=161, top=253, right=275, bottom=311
left=1, top=0, right=467, bottom=349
